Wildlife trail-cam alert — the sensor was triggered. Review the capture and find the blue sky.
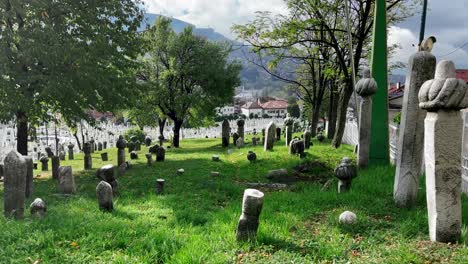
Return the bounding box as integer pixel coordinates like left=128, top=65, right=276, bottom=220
left=143, top=0, right=468, bottom=71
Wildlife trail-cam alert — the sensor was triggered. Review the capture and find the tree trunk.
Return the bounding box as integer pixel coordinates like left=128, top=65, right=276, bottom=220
left=331, top=84, right=353, bottom=148
left=310, top=103, right=321, bottom=137
left=54, top=121, right=59, bottom=155
left=172, top=119, right=183, bottom=148
left=327, top=87, right=338, bottom=139
left=16, top=111, right=28, bottom=155
left=158, top=118, right=166, bottom=139
left=73, top=132, right=82, bottom=151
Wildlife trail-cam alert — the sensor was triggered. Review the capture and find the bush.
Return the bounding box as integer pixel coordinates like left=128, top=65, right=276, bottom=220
left=393, top=112, right=401, bottom=125
left=262, top=114, right=270, bottom=118
left=249, top=113, right=254, bottom=119
left=123, top=128, right=146, bottom=143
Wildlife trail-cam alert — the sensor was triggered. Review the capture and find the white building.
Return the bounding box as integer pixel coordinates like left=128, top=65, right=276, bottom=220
left=216, top=105, right=236, bottom=116
left=241, top=98, right=288, bottom=118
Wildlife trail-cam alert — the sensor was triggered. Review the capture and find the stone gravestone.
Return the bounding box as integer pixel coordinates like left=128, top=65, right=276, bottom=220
left=236, top=189, right=264, bottom=241
left=130, top=151, right=138, bottom=160
left=156, top=179, right=165, bottom=194
left=252, top=137, right=257, bottom=146
left=101, top=152, right=108, bottom=161
left=289, top=138, right=305, bottom=157
left=59, top=150, right=66, bottom=161
left=221, top=119, right=230, bottom=147
left=284, top=114, right=294, bottom=146
left=156, top=146, right=165, bottom=162
left=236, top=137, right=244, bottom=148
left=45, top=147, right=54, bottom=158
left=52, top=156, right=60, bottom=180
left=145, top=136, right=152, bottom=147
left=418, top=60, right=467, bottom=243
left=334, top=157, right=357, bottom=193
left=90, top=139, right=95, bottom=153
left=276, top=127, right=281, bottom=141
left=394, top=51, right=436, bottom=208
left=58, top=166, right=75, bottom=194
left=96, top=181, right=113, bottom=212
left=96, top=164, right=118, bottom=195
left=30, top=198, right=47, bottom=218
left=97, top=142, right=103, bottom=151
left=232, top=132, right=239, bottom=146
left=24, top=156, right=33, bottom=198
left=237, top=119, right=245, bottom=140
left=103, top=141, right=108, bottom=149
left=3, top=151, right=27, bottom=219
left=116, top=135, right=127, bottom=167
left=303, top=130, right=311, bottom=149
left=355, top=68, right=378, bottom=169
left=68, top=143, right=74, bottom=160
left=83, top=142, right=92, bottom=170
left=40, top=156, right=49, bottom=171
left=145, top=153, right=153, bottom=166
left=264, top=122, right=276, bottom=151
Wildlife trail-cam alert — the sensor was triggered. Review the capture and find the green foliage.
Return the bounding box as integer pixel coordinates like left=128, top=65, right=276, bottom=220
left=0, top=137, right=466, bottom=262
left=123, top=128, right=146, bottom=143
left=0, top=0, right=145, bottom=124
left=287, top=100, right=301, bottom=118
left=393, top=112, right=402, bottom=125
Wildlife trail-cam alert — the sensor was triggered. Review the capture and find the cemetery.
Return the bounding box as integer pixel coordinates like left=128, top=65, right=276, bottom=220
left=0, top=0, right=467, bottom=263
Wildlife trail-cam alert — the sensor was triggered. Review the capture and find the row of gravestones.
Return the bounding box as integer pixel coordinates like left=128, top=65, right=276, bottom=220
left=354, top=54, right=466, bottom=243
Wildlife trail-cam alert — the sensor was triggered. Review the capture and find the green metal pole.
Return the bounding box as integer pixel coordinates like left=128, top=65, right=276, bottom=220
left=369, top=0, right=389, bottom=165
left=419, top=0, right=428, bottom=46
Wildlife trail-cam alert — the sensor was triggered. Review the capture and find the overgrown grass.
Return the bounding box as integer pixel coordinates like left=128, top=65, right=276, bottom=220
left=0, top=135, right=467, bottom=263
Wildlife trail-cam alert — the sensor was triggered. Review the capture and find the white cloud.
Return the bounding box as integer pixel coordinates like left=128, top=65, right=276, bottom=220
left=142, top=0, right=287, bottom=38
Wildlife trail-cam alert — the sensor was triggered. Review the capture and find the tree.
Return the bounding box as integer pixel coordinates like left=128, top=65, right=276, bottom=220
left=287, top=98, right=301, bottom=118
left=0, top=0, right=144, bottom=155
left=234, top=0, right=416, bottom=147
left=139, top=18, right=241, bottom=147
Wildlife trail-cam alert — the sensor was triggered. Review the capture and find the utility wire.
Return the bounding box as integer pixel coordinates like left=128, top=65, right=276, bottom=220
left=436, top=42, right=468, bottom=58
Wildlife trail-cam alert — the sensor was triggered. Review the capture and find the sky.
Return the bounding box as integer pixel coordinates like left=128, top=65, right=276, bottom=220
left=143, top=0, right=468, bottom=71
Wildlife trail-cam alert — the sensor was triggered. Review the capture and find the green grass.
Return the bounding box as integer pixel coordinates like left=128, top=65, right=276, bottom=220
left=0, top=135, right=467, bottom=263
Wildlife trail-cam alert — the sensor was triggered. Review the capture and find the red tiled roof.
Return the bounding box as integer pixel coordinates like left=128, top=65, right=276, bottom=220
left=241, top=101, right=262, bottom=109
left=456, top=69, right=468, bottom=83
left=260, top=100, right=288, bottom=109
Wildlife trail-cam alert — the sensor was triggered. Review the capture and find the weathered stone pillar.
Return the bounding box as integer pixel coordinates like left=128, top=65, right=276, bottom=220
left=58, top=166, right=75, bottom=194
left=45, top=147, right=54, bottom=158
left=68, top=143, right=74, bottom=160
left=221, top=119, right=230, bottom=147
left=52, top=156, right=60, bottom=180
left=394, top=51, right=436, bottom=207
left=116, top=135, right=127, bottom=167
left=145, top=136, right=152, bottom=147
left=83, top=142, right=92, bottom=170
left=236, top=189, right=264, bottom=241
left=303, top=130, right=311, bottom=149
left=232, top=132, right=239, bottom=146
left=3, top=151, right=27, bottom=219
left=90, top=138, right=95, bottom=153
left=156, top=179, right=165, bottom=194
left=261, top=128, right=265, bottom=145
left=355, top=68, right=378, bottom=168
left=264, top=122, right=276, bottom=151
left=145, top=153, right=153, bottom=166
left=237, top=119, right=245, bottom=140
left=96, top=181, right=113, bottom=212
left=156, top=146, right=165, bottom=161
left=284, top=114, right=294, bottom=146
left=276, top=127, right=281, bottom=141
left=97, top=142, right=103, bottom=151
left=418, top=60, right=467, bottom=242
left=24, top=156, right=33, bottom=198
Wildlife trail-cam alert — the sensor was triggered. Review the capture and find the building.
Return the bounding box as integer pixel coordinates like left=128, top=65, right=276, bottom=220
left=241, top=98, right=288, bottom=118
left=215, top=105, right=236, bottom=117
left=456, top=69, right=468, bottom=84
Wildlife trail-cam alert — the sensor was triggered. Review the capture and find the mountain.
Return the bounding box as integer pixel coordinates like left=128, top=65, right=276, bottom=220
left=142, top=13, right=287, bottom=96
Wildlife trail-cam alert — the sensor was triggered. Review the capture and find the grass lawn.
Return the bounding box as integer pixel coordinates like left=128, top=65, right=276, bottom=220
left=0, top=135, right=467, bottom=263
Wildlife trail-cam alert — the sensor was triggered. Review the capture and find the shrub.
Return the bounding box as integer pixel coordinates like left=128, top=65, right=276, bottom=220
left=124, top=128, right=146, bottom=143
left=393, top=112, right=401, bottom=125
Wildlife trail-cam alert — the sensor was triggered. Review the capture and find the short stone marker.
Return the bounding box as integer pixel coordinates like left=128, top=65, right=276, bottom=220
left=237, top=119, right=245, bottom=139
left=130, top=151, right=138, bottom=160
left=68, top=143, right=75, bottom=160
left=339, top=211, right=357, bottom=225
left=252, top=137, right=257, bottom=146
left=45, top=147, right=54, bottom=158
left=232, top=132, right=239, bottom=146
left=334, top=157, right=357, bottom=193
left=211, top=171, right=220, bottom=177
left=145, top=136, right=152, bottom=147
left=276, top=127, right=281, bottom=141
left=96, top=181, right=113, bottom=212
left=101, top=152, right=108, bottom=161
left=156, top=146, right=165, bottom=161
left=96, top=164, right=118, bottom=195
left=418, top=60, right=467, bottom=242
left=236, top=189, right=264, bottom=241
left=284, top=114, right=294, bottom=146
left=145, top=153, right=153, bottom=166
left=156, top=179, right=165, bottom=194
left=247, top=151, right=257, bottom=163
left=212, top=155, right=220, bottom=162
left=177, top=168, right=184, bottom=175
left=355, top=68, right=378, bottom=168
left=58, top=166, right=75, bottom=194
left=317, top=132, right=324, bottom=142
left=303, top=130, right=311, bottom=149
left=236, top=137, right=244, bottom=148
left=30, top=198, right=47, bottom=218
left=3, top=151, right=27, bottom=219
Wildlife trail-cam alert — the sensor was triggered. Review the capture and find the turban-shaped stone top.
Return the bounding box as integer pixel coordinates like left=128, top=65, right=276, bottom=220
left=355, top=68, right=377, bottom=97
left=284, top=114, right=294, bottom=126
left=419, top=60, right=468, bottom=111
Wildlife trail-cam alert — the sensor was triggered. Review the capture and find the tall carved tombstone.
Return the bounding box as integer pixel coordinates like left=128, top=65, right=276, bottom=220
left=264, top=122, right=276, bottom=151
left=40, top=156, right=49, bottom=171
left=418, top=60, right=467, bottom=242
left=236, top=189, right=264, bottom=241
left=83, top=142, right=92, bottom=170
left=68, top=143, right=74, bottom=160
left=24, top=156, right=33, bottom=198
left=284, top=114, right=294, bottom=146
left=3, top=151, right=27, bottom=219
left=303, top=130, right=311, bottom=149
left=355, top=68, right=378, bottom=168
left=394, top=51, right=436, bottom=207
left=221, top=119, right=230, bottom=147
left=116, top=135, right=127, bottom=167
left=237, top=119, right=245, bottom=140
left=461, top=112, right=468, bottom=194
